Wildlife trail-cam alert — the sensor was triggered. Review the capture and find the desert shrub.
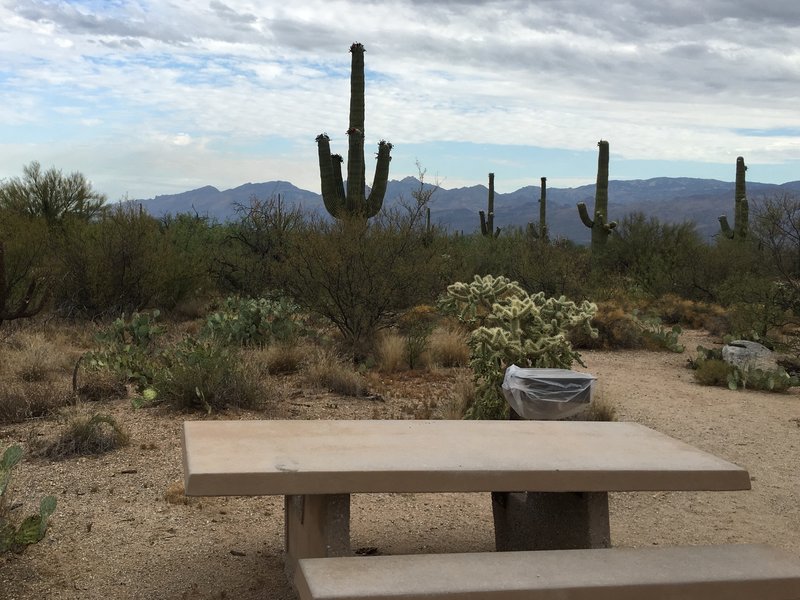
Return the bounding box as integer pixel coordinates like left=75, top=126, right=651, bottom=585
left=1, top=444, right=57, bottom=553
left=0, top=380, right=73, bottom=424
left=305, top=349, right=368, bottom=397
left=570, top=302, right=683, bottom=352
left=692, top=358, right=734, bottom=387
left=649, top=294, right=731, bottom=332
left=216, top=195, right=303, bottom=297
left=427, top=324, right=470, bottom=368
left=601, top=213, right=707, bottom=299
left=439, top=274, right=596, bottom=419
left=52, top=203, right=214, bottom=316
left=282, top=203, right=447, bottom=360
left=510, top=234, right=591, bottom=299
left=75, top=368, right=128, bottom=402
left=202, top=296, right=305, bottom=347
left=397, top=305, right=438, bottom=369
left=376, top=330, right=407, bottom=372
left=0, top=209, right=51, bottom=328
left=43, top=412, right=129, bottom=458
left=154, top=338, right=263, bottom=412
left=570, top=303, right=644, bottom=350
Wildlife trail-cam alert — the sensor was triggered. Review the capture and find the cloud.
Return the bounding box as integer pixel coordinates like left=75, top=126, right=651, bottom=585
left=1, top=0, right=799, bottom=200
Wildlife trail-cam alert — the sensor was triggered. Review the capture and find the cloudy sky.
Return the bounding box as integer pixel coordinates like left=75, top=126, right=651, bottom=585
left=1, top=0, right=799, bottom=201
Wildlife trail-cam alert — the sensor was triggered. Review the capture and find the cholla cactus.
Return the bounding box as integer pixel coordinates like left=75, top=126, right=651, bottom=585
left=439, top=274, right=597, bottom=419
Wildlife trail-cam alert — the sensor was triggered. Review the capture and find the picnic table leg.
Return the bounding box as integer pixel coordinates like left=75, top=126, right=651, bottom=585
left=492, top=490, right=611, bottom=551
left=284, top=493, right=351, bottom=579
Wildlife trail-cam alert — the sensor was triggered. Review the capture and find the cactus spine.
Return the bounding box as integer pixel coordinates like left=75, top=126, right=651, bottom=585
left=480, top=172, right=500, bottom=237
left=577, top=140, right=617, bottom=257
left=719, top=156, right=748, bottom=240
left=316, top=43, right=392, bottom=219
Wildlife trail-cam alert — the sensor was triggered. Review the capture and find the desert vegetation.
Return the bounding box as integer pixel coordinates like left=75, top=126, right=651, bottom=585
left=2, top=157, right=800, bottom=596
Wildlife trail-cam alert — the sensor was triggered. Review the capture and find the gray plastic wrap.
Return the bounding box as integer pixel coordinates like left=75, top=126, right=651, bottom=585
left=501, top=365, right=596, bottom=420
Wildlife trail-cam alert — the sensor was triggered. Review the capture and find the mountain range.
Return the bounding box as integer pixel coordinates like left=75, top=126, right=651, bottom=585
left=139, top=176, right=800, bottom=244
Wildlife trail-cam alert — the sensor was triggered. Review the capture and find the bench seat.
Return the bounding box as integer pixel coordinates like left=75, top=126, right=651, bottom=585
left=295, top=544, right=800, bottom=600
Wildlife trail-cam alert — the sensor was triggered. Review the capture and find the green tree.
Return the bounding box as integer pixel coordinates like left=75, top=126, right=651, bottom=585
left=0, top=161, right=106, bottom=224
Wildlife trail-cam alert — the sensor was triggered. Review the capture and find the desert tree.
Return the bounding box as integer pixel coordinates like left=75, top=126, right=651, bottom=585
left=0, top=161, right=106, bottom=224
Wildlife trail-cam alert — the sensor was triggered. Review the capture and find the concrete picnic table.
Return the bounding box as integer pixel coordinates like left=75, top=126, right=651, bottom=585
left=182, top=419, right=751, bottom=575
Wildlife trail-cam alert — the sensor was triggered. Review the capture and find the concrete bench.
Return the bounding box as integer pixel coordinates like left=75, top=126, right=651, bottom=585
left=182, top=420, right=751, bottom=578
left=295, top=544, right=800, bottom=600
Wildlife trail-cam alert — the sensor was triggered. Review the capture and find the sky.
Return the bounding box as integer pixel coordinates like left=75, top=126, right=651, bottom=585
left=1, top=0, right=799, bottom=201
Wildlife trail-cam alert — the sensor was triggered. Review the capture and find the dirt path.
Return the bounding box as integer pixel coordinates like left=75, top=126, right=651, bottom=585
left=2, top=330, right=799, bottom=599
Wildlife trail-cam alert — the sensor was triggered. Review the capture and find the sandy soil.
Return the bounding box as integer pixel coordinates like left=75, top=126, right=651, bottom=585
left=2, top=330, right=800, bottom=599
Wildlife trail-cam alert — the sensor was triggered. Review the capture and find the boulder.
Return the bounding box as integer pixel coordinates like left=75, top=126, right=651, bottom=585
left=721, top=340, right=777, bottom=372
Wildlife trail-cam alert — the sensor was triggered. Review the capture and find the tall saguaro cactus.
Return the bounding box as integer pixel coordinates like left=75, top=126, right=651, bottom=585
left=527, top=177, right=548, bottom=241
left=316, top=43, right=392, bottom=219
left=537, top=176, right=547, bottom=240
left=719, top=156, right=749, bottom=240
left=480, top=173, right=500, bottom=237
left=577, top=140, right=617, bottom=257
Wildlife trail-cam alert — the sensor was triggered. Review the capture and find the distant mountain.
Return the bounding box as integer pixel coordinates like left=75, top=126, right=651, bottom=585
left=139, top=177, right=800, bottom=244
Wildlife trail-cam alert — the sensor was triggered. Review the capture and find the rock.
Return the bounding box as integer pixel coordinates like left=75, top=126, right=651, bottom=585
left=721, top=340, right=777, bottom=371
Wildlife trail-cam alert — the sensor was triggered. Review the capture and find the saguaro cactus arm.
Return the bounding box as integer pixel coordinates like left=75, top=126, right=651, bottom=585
left=718, top=215, right=734, bottom=239
left=577, top=202, right=595, bottom=228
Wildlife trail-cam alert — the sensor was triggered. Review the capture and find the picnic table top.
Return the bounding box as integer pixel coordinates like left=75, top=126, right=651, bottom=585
left=182, top=419, right=751, bottom=496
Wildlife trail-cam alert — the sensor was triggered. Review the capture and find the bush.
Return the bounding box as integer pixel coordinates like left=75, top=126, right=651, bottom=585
left=693, top=358, right=735, bottom=387
left=154, top=338, right=263, bottom=412
left=397, top=305, right=438, bottom=369
left=282, top=205, right=448, bottom=360
left=43, top=412, right=129, bottom=458
left=0, top=380, right=73, bottom=424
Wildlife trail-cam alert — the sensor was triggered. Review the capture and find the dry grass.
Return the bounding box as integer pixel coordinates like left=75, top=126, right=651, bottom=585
left=246, top=342, right=309, bottom=376
left=305, top=348, right=368, bottom=397
left=0, top=380, right=74, bottom=424
left=440, top=374, right=475, bottom=419
left=164, top=481, right=192, bottom=506
left=428, top=325, right=470, bottom=368
left=376, top=330, right=407, bottom=372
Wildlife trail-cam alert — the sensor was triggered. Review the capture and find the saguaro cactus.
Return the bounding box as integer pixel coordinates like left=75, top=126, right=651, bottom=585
left=527, top=177, right=548, bottom=241
left=577, top=140, right=617, bottom=257
left=538, top=176, right=547, bottom=240
left=480, top=173, right=500, bottom=237
left=719, top=156, right=748, bottom=240
left=316, top=43, right=392, bottom=219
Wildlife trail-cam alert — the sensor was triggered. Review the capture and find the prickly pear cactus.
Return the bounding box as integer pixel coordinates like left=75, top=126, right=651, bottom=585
left=439, top=275, right=597, bottom=419
left=1, top=445, right=57, bottom=553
